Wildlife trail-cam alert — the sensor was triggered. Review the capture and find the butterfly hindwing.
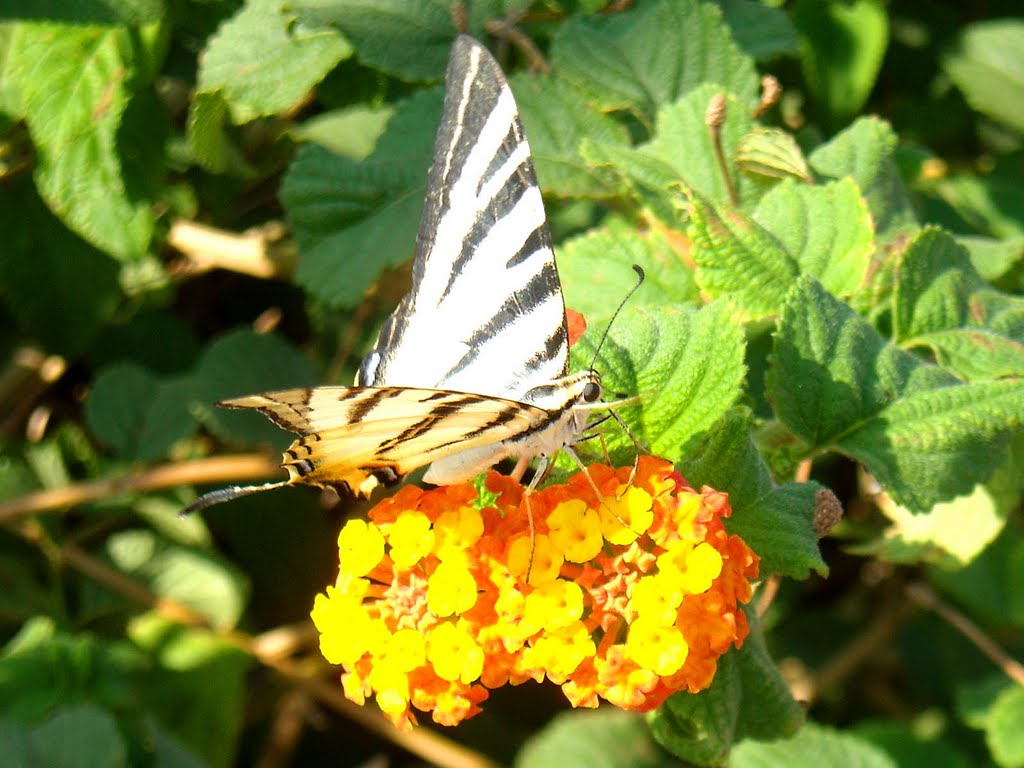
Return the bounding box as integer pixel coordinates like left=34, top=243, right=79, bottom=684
left=220, top=387, right=552, bottom=496
left=358, top=35, right=569, bottom=400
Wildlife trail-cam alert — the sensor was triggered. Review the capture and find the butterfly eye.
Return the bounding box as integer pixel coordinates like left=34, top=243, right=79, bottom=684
left=583, top=381, right=602, bottom=403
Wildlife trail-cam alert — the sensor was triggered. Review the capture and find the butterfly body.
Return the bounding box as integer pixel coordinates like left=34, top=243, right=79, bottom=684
left=184, top=36, right=606, bottom=514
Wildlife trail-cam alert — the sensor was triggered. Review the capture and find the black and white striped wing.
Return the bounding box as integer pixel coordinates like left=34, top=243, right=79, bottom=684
left=358, top=35, right=568, bottom=400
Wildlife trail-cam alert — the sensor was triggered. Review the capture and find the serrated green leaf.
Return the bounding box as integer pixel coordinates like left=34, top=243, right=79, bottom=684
left=650, top=610, right=803, bottom=764
left=792, top=0, right=888, bottom=126
left=511, top=72, right=630, bottom=199
left=770, top=276, right=1024, bottom=512
left=130, top=615, right=249, bottom=768
left=719, top=0, right=799, bottom=62
left=5, top=21, right=156, bottom=259
left=107, top=530, right=248, bottom=630
left=943, top=19, right=1024, bottom=135
left=809, top=117, right=918, bottom=244
left=557, top=218, right=699, bottom=321
left=856, top=483, right=1007, bottom=568
left=679, top=409, right=827, bottom=579
left=281, top=88, right=441, bottom=307
left=552, top=0, right=759, bottom=129
left=29, top=705, right=127, bottom=768
left=578, top=139, right=685, bottom=225
left=186, top=89, right=253, bottom=175
left=688, top=194, right=799, bottom=319
left=291, top=105, right=395, bottom=160
left=642, top=84, right=757, bottom=206
left=196, top=0, right=352, bottom=124
left=294, top=0, right=454, bottom=81
left=753, top=177, right=874, bottom=297
left=736, top=127, right=813, bottom=183
left=934, top=156, right=1024, bottom=240
left=575, top=303, right=745, bottom=465
left=893, top=227, right=1024, bottom=379
left=732, top=720, right=896, bottom=768
left=0, top=177, right=121, bottom=356
left=85, top=363, right=195, bottom=462
left=191, top=329, right=317, bottom=445
left=958, top=234, right=1024, bottom=283
left=516, top=709, right=670, bottom=768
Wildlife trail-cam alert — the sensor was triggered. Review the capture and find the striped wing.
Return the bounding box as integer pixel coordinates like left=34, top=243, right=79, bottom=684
left=357, top=35, right=568, bottom=399
left=220, top=387, right=551, bottom=497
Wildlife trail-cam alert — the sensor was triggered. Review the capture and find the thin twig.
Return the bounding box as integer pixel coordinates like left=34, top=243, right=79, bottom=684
left=484, top=18, right=550, bottom=73
left=906, top=582, right=1024, bottom=687
left=167, top=219, right=295, bottom=279
left=9, top=519, right=499, bottom=768
left=705, top=93, right=739, bottom=206
left=0, top=453, right=281, bottom=523
left=756, top=574, right=781, bottom=618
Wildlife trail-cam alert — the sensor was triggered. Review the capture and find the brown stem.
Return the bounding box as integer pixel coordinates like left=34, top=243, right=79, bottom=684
left=756, top=574, right=781, bottom=618
left=706, top=93, right=739, bottom=206
left=167, top=219, right=295, bottom=279
left=0, top=453, right=281, bottom=523
left=9, top=519, right=499, bottom=768
left=906, top=582, right=1024, bottom=687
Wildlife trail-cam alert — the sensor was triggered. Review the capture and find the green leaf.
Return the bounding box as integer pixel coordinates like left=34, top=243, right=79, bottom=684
left=578, top=139, right=687, bottom=225
left=516, top=708, right=671, bottom=768
left=855, top=483, right=1007, bottom=568
left=281, top=88, right=441, bottom=308
left=958, top=234, right=1024, bottom=283
left=987, top=683, right=1024, bottom=766
left=85, top=363, right=195, bottom=462
left=943, top=19, right=1024, bottom=135
left=294, top=0, right=454, bottom=81
left=104, top=531, right=248, bottom=631
left=0, top=177, right=121, bottom=356
left=5, top=20, right=157, bottom=259
left=577, top=303, right=745, bottom=465
left=735, top=127, right=813, bottom=183
left=719, top=0, right=799, bottom=62
left=934, top=157, right=1024, bottom=240
left=769, top=276, right=1024, bottom=512
left=732, top=721, right=896, bottom=767
left=893, top=227, right=1024, bottom=380
left=291, top=104, right=395, bottom=160
left=130, top=615, right=250, bottom=768
left=650, top=610, right=803, bottom=764
left=557, top=218, right=699, bottom=321
left=191, top=329, right=318, bottom=445
left=854, top=720, right=974, bottom=768
left=688, top=194, right=799, bottom=319
left=511, top=72, right=631, bottom=199
left=551, top=0, right=759, bottom=129
left=809, top=117, right=918, bottom=244
left=196, top=0, right=352, bottom=124
left=29, top=705, right=127, bottom=768
left=792, top=0, right=889, bottom=126
left=186, top=89, right=253, bottom=175
left=680, top=409, right=827, bottom=579
left=753, top=177, right=874, bottom=297
left=0, top=720, right=31, bottom=768
left=641, top=84, right=757, bottom=205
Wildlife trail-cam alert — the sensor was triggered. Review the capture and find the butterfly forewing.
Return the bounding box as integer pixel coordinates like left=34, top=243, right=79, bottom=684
left=358, top=36, right=568, bottom=400
left=220, top=387, right=552, bottom=496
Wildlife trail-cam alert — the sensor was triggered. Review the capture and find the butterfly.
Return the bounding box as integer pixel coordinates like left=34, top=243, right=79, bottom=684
left=184, top=35, right=610, bottom=515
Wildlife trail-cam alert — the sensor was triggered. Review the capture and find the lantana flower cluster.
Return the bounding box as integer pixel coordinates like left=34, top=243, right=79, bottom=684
left=311, top=456, right=759, bottom=728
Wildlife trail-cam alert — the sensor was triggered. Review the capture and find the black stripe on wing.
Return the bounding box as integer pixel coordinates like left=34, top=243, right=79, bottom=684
left=358, top=35, right=569, bottom=392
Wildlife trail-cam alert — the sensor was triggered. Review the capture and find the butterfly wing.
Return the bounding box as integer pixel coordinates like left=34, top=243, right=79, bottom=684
left=358, top=35, right=569, bottom=399
left=220, top=387, right=551, bottom=496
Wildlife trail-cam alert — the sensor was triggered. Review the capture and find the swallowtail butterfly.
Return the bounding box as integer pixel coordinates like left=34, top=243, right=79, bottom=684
left=185, top=35, right=608, bottom=514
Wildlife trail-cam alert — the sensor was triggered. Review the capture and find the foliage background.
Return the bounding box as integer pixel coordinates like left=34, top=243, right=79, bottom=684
left=2, top=0, right=1023, bottom=766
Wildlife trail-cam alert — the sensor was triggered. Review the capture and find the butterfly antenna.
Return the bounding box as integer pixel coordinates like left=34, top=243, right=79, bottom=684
left=588, top=264, right=645, bottom=372
left=181, top=480, right=290, bottom=516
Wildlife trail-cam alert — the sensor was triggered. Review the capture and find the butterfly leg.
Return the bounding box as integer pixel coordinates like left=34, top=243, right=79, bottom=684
left=521, top=453, right=552, bottom=584
left=562, top=445, right=641, bottom=539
